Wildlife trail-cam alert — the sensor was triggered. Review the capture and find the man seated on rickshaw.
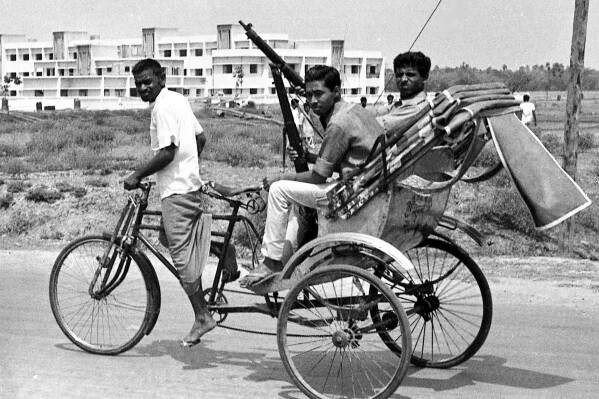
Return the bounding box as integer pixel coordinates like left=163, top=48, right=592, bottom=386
left=377, top=51, right=431, bottom=132
left=239, top=65, right=384, bottom=288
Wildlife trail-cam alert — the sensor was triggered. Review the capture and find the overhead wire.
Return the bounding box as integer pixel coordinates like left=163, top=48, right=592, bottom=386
left=372, top=0, right=444, bottom=106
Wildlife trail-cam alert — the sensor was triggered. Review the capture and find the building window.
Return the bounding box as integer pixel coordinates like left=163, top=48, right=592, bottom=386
left=23, top=72, right=29, bottom=77
left=271, top=88, right=276, bottom=95
left=172, top=67, right=179, bottom=76
left=48, top=53, right=53, bottom=60
left=115, top=89, right=124, bottom=97
left=35, top=54, right=42, bottom=60
left=9, top=72, right=16, bottom=79
left=368, top=87, right=377, bottom=94
left=35, top=90, right=44, bottom=97
left=194, top=68, right=203, bottom=76
left=46, top=68, right=55, bottom=76
left=194, top=48, right=203, bottom=56
left=369, top=65, right=376, bottom=74
left=104, top=89, right=110, bottom=96
left=73, top=53, right=77, bottom=59
left=36, top=71, right=42, bottom=77
left=23, top=54, right=29, bottom=61
left=9, top=54, right=16, bottom=61
left=107, top=67, right=112, bottom=73
left=351, top=88, right=359, bottom=95
left=9, top=91, right=16, bottom=97
left=223, top=88, right=233, bottom=95
left=223, top=64, right=233, bottom=74
left=60, top=89, right=68, bottom=97
left=196, top=89, right=202, bottom=96
left=68, top=69, right=74, bottom=76
left=164, top=49, right=171, bottom=57
left=59, top=69, right=65, bottom=76
left=79, top=89, right=88, bottom=97
left=351, top=65, right=360, bottom=74
left=249, top=88, right=258, bottom=95
left=179, top=49, right=187, bottom=57
left=250, top=64, right=258, bottom=74
left=183, top=88, right=190, bottom=96
left=97, top=68, right=102, bottom=76
left=125, top=66, right=130, bottom=73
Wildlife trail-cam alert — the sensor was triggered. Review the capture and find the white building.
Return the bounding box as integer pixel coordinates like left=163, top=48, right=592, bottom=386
left=0, top=23, right=385, bottom=107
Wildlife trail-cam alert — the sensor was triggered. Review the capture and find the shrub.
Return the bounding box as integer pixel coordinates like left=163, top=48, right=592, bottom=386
left=25, top=185, right=64, bottom=203
left=55, top=181, right=76, bottom=193
left=0, top=207, right=47, bottom=235
left=0, top=192, right=13, bottom=209
left=6, top=180, right=31, bottom=193
left=578, top=130, right=595, bottom=152
left=85, top=177, right=109, bottom=187
left=540, top=133, right=562, bottom=156
left=0, top=142, right=25, bottom=157
left=72, top=186, right=88, bottom=198
left=2, top=158, right=30, bottom=176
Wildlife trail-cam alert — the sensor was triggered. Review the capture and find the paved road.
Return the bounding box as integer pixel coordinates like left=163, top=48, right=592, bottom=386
left=1, top=249, right=598, bottom=398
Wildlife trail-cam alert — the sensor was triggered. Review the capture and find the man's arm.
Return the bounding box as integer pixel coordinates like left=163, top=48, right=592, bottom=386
left=123, top=144, right=176, bottom=190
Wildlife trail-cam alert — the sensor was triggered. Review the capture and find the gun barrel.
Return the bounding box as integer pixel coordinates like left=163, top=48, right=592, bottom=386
left=239, top=20, right=304, bottom=87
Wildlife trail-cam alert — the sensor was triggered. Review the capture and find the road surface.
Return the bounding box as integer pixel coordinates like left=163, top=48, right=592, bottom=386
left=1, top=249, right=598, bottom=398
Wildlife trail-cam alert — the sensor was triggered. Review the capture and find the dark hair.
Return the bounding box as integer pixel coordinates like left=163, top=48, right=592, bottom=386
left=523, top=94, right=530, bottom=101
left=132, top=58, right=163, bottom=77
left=305, top=65, right=341, bottom=91
left=387, top=94, right=394, bottom=100
left=360, top=96, right=367, bottom=102
left=393, top=51, right=431, bottom=80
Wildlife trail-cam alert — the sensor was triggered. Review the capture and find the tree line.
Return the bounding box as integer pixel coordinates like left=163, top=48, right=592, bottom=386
left=385, top=63, right=599, bottom=93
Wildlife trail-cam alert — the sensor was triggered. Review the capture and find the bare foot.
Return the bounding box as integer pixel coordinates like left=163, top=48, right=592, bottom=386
left=180, top=316, right=217, bottom=347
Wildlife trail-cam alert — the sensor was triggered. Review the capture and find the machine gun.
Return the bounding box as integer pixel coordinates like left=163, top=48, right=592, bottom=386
left=239, top=21, right=308, bottom=172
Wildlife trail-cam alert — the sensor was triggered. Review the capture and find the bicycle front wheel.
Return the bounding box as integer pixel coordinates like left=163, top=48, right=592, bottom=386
left=49, top=235, right=157, bottom=355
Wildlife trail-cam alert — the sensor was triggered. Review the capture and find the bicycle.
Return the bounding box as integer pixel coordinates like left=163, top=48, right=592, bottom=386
left=49, top=181, right=417, bottom=399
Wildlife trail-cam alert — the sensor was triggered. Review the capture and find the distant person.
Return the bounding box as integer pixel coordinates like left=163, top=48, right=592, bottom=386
left=360, top=96, right=367, bottom=108
left=386, top=94, right=394, bottom=105
left=298, top=102, right=315, bottom=150
left=290, top=98, right=301, bottom=128
left=377, top=51, right=431, bottom=134
left=520, top=94, right=537, bottom=127
left=124, top=58, right=216, bottom=348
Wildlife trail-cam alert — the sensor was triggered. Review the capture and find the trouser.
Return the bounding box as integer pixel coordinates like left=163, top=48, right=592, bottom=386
left=161, top=189, right=211, bottom=296
left=261, top=180, right=330, bottom=261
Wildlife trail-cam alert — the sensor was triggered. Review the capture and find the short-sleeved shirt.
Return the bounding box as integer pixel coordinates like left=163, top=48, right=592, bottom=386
left=520, top=101, right=535, bottom=124
left=150, top=89, right=204, bottom=199
left=314, top=99, right=383, bottom=179
left=376, top=91, right=428, bottom=134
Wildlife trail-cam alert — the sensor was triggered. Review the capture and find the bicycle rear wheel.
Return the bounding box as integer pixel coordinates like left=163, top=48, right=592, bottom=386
left=49, top=235, right=157, bottom=355
left=378, top=238, right=492, bottom=368
left=278, top=265, right=411, bottom=399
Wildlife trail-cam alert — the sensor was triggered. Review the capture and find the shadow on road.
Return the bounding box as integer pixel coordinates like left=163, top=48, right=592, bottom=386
left=403, top=354, right=574, bottom=392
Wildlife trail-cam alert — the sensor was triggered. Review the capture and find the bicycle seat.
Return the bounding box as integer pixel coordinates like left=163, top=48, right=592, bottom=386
left=207, top=181, right=262, bottom=197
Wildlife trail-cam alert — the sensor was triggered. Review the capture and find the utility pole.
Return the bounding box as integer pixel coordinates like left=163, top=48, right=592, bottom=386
left=561, top=0, right=589, bottom=253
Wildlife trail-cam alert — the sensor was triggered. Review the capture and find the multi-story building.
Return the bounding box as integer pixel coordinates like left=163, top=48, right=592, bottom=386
left=0, top=23, right=385, bottom=107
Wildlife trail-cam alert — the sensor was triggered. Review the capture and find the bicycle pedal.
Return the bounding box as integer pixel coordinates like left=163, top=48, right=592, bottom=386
left=222, top=270, right=241, bottom=283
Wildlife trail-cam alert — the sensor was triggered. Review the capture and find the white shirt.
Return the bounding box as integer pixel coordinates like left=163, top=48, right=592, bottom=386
left=520, top=101, right=535, bottom=125
left=150, top=89, right=204, bottom=199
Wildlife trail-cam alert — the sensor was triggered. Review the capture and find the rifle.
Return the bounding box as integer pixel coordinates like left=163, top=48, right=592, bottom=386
left=239, top=21, right=308, bottom=172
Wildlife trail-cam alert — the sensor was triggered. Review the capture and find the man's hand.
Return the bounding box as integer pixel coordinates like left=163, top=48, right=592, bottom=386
left=287, top=145, right=299, bottom=162
left=263, top=173, right=286, bottom=191
left=123, top=173, right=141, bottom=191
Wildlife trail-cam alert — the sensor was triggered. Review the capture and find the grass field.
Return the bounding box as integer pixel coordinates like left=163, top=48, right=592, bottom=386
left=1, top=94, right=598, bottom=260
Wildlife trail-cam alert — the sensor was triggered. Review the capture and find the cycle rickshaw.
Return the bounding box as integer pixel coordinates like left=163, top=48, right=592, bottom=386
left=48, top=23, right=591, bottom=399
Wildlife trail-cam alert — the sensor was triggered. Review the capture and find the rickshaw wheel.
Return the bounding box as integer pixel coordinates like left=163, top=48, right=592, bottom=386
left=374, top=238, right=493, bottom=368
left=277, top=264, right=411, bottom=399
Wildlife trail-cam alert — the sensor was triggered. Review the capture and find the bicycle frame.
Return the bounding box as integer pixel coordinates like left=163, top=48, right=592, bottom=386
left=90, top=183, right=263, bottom=306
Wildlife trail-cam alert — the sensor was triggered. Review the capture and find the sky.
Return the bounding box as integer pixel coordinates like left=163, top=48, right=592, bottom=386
left=1, top=0, right=598, bottom=70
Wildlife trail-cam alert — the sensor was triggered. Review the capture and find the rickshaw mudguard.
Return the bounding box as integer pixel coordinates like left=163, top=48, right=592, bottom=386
left=280, top=232, right=415, bottom=281
left=436, top=214, right=489, bottom=247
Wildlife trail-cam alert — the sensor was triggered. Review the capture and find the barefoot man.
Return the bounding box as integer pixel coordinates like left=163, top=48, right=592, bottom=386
left=124, top=58, right=216, bottom=347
